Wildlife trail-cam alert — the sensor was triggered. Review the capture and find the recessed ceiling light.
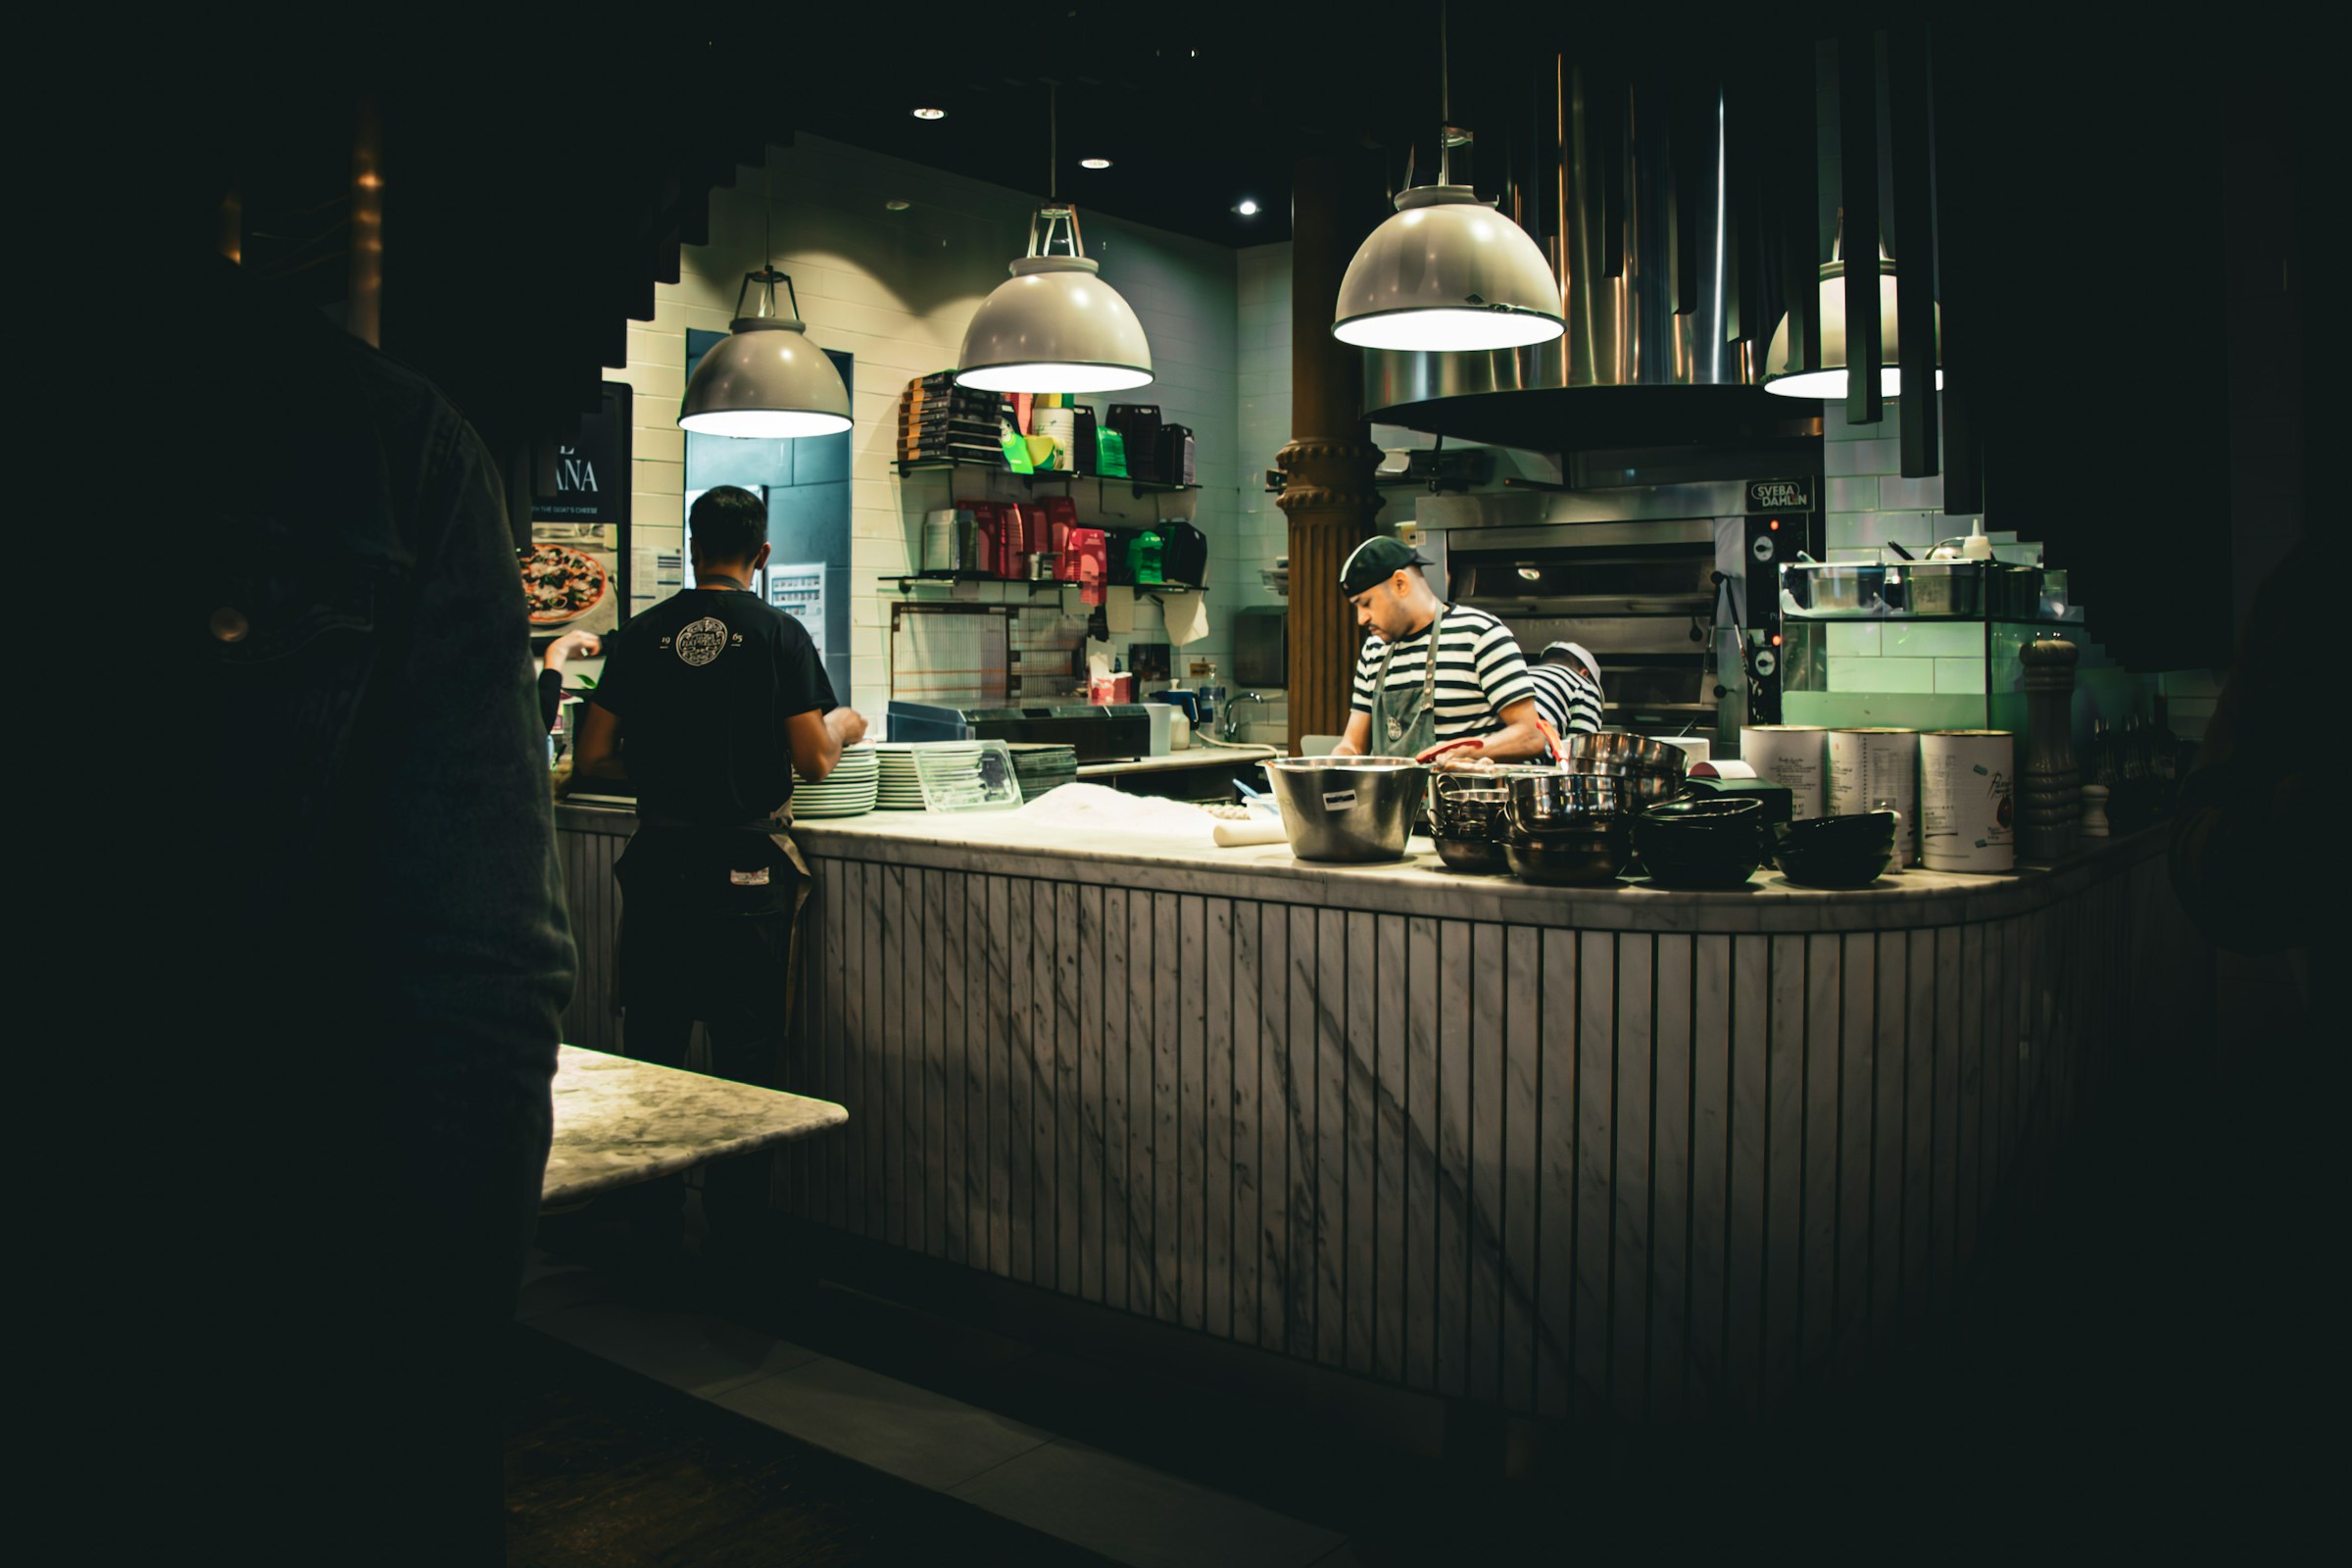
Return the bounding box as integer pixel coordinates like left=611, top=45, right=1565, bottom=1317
left=1234, top=198, right=1260, bottom=217
left=885, top=199, right=911, bottom=211
left=1080, top=157, right=1112, bottom=171
left=911, top=106, right=946, bottom=121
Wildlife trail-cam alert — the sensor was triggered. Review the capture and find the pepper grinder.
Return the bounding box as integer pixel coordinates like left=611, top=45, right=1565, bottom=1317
left=2019, top=636, right=2079, bottom=862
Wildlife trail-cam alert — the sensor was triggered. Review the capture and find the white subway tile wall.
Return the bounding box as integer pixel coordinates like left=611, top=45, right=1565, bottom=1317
left=599, top=135, right=1244, bottom=713
left=1816, top=401, right=2209, bottom=745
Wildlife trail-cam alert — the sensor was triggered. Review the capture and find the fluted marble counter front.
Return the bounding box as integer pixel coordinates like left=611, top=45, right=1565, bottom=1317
left=552, top=801, right=2206, bottom=1424
left=544, top=1045, right=847, bottom=1206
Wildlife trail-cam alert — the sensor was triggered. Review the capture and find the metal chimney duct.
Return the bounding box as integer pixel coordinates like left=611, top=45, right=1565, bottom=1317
left=1363, top=65, right=1793, bottom=451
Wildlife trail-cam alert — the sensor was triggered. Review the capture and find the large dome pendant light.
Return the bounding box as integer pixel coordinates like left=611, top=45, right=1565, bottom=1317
left=679, top=159, right=853, bottom=438
left=956, top=86, right=1152, bottom=394
left=1763, top=216, right=1943, bottom=400
left=1332, top=0, right=1564, bottom=353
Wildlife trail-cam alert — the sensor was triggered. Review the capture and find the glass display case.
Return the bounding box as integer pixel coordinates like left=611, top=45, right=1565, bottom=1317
left=1778, top=561, right=2083, bottom=733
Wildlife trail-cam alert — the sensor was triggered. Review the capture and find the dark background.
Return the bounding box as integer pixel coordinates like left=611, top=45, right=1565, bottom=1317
left=87, top=6, right=2310, bottom=670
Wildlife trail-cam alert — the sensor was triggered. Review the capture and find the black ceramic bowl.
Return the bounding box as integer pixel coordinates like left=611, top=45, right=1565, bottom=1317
left=1777, top=810, right=1899, bottom=854
left=1503, top=820, right=1631, bottom=885
left=1433, top=834, right=1512, bottom=875
left=1772, top=812, right=1897, bottom=889
left=1635, top=797, right=1767, bottom=889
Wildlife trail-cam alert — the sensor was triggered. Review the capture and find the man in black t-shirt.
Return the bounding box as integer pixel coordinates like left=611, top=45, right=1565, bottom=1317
left=572, top=486, right=865, bottom=1255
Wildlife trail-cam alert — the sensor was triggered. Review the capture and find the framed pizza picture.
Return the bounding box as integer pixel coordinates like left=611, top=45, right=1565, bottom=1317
left=523, top=382, right=632, bottom=644
left=522, top=525, right=620, bottom=635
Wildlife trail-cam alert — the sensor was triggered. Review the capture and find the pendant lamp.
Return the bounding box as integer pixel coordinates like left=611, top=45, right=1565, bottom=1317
left=1763, top=222, right=1943, bottom=399
left=956, top=87, right=1152, bottom=394
left=679, top=160, right=853, bottom=438
left=1332, top=0, right=1563, bottom=353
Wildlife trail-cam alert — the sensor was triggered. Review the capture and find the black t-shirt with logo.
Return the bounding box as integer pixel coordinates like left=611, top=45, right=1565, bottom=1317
left=589, top=587, right=836, bottom=824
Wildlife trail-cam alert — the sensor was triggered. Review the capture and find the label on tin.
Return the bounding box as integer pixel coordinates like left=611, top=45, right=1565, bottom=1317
left=1322, top=790, right=1358, bottom=810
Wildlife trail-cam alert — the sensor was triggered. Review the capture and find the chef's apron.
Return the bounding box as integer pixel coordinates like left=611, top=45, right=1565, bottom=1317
left=1370, top=609, right=1446, bottom=758
left=614, top=808, right=813, bottom=1086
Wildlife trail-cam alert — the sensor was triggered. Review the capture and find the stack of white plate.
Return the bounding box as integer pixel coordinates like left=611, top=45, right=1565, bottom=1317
left=793, top=744, right=880, bottom=818
left=873, top=743, right=937, bottom=809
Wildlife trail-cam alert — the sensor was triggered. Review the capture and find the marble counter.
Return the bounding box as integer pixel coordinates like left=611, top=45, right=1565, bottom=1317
left=788, top=808, right=2163, bottom=935
left=543, top=1044, right=848, bottom=1206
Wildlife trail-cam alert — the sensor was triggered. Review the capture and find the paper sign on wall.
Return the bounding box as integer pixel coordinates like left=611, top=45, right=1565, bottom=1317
left=766, top=562, right=826, bottom=637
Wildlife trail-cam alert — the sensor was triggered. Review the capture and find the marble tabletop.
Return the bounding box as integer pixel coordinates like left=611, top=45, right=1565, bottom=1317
left=543, top=1045, right=848, bottom=1206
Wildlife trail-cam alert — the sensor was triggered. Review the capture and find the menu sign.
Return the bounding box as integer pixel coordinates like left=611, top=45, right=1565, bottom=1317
left=532, top=383, right=631, bottom=525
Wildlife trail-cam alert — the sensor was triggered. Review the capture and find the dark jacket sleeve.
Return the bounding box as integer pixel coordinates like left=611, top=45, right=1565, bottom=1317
left=369, top=417, right=575, bottom=1163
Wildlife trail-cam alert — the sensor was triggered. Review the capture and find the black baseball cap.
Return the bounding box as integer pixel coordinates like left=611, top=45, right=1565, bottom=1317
left=1340, top=535, right=1434, bottom=595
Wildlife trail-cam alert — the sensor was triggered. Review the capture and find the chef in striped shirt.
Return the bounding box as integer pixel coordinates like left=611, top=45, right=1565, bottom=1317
left=1528, top=640, right=1607, bottom=736
left=1332, top=536, right=1551, bottom=763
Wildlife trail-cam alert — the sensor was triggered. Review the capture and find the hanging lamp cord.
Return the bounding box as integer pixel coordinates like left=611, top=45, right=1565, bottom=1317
left=1438, top=0, right=1451, bottom=184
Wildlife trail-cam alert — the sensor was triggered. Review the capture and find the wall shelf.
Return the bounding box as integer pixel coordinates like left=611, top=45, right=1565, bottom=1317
left=896, top=458, right=1200, bottom=498
left=879, top=575, right=1206, bottom=598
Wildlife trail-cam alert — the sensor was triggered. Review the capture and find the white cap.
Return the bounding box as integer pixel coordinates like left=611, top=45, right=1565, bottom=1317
left=1542, top=640, right=1601, bottom=679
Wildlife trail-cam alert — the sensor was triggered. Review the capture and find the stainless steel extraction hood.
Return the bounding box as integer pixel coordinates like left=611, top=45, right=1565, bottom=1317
left=1363, top=67, right=1815, bottom=453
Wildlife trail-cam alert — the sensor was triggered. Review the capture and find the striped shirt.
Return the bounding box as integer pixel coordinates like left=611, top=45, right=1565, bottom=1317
left=1349, top=604, right=1536, bottom=744
left=1528, top=661, right=1606, bottom=736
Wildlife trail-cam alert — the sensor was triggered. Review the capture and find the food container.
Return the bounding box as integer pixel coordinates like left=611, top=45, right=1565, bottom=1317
left=1896, top=561, right=1982, bottom=616
left=1782, top=562, right=1888, bottom=615
left=1262, top=757, right=1429, bottom=863
left=1987, top=564, right=2044, bottom=620
left=1740, top=725, right=1830, bottom=818
left=1828, top=728, right=1920, bottom=867
left=1920, top=730, right=2016, bottom=872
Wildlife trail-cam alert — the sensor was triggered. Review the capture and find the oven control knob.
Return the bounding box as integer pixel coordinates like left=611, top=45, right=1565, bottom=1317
left=1752, top=648, right=1778, bottom=677
left=1751, top=533, right=1776, bottom=563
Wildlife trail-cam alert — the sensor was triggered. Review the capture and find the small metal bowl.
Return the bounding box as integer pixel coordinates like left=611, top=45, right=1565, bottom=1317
left=1502, top=821, right=1631, bottom=885
left=1433, top=834, right=1512, bottom=875
left=1506, top=771, right=1641, bottom=836
left=1562, top=731, right=1694, bottom=775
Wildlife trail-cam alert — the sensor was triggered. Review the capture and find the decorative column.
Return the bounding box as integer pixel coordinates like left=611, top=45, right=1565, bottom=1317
left=1278, top=153, right=1384, bottom=750
left=2018, top=636, right=2080, bottom=862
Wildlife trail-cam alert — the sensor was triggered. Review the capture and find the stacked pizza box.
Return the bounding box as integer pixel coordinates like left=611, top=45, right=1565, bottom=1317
left=899, top=371, right=1005, bottom=466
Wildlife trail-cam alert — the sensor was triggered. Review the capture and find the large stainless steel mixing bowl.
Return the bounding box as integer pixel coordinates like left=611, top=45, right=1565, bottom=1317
left=1262, top=757, right=1430, bottom=862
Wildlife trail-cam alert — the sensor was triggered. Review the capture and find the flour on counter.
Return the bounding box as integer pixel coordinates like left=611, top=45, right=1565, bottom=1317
left=1013, top=782, right=1221, bottom=844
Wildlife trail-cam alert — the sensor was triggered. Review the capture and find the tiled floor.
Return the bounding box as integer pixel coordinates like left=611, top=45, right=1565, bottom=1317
left=517, top=1257, right=1349, bottom=1567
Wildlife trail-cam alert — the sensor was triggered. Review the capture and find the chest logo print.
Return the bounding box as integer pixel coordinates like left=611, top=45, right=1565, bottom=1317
left=675, top=616, right=729, bottom=666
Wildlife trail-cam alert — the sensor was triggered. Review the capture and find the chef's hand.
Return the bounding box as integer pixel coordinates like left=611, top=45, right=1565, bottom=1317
left=825, top=708, right=870, bottom=747
left=1417, top=737, right=1486, bottom=768
left=541, top=630, right=602, bottom=671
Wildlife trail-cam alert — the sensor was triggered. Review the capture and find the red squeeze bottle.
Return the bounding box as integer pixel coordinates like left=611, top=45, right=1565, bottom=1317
left=999, top=503, right=1026, bottom=579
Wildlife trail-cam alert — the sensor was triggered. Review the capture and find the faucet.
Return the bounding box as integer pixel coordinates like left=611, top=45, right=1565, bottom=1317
left=1221, top=691, right=1270, bottom=742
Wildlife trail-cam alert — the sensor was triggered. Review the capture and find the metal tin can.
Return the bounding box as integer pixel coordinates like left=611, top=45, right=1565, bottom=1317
left=1920, top=730, right=2016, bottom=872
left=1829, top=728, right=1921, bottom=867
left=1740, top=725, right=1829, bottom=819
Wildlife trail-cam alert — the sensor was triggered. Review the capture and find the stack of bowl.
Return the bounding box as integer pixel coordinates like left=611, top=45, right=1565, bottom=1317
left=1427, top=772, right=1514, bottom=874
left=1771, top=810, right=1900, bottom=889
left=1502, top=770, right=1636, bottom=884
left=1633, top=796, right=1768, bottom=889
left=1557, top=731, right=1690, bottom=808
